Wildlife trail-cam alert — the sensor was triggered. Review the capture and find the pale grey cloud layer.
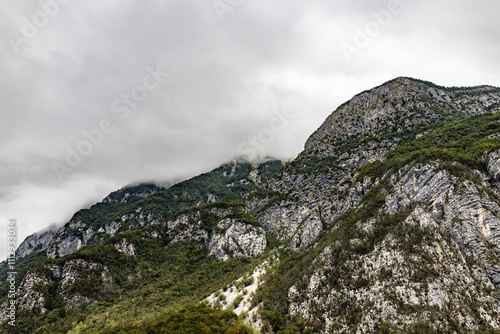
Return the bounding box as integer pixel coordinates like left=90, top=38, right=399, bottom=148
left=1, top=0, right=499, bottom=259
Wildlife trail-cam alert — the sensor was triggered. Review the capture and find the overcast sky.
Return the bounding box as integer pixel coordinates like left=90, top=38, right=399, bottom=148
left=1, top=0, right=499, bottom=260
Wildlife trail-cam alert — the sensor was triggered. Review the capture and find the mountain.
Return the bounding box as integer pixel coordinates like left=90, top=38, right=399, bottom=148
left=13, top=183, right=168, bottom=261
left=5, top=160, right=283, bottom=262
left=2, top=77, right=500, bottom=333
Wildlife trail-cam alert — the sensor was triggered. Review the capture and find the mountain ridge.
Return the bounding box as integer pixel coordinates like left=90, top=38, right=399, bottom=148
left=2, top=78, right=500, bottom=333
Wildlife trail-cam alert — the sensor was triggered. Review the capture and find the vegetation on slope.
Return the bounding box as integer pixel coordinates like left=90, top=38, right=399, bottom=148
left=2, top=238, right=263, bottom=333
left=63, top=183, right=166, bottom=236
left=101, top=304, right=252, bottom=334
left=78, top=160, right=283, bottom=241
left=358, top=112, right=500, bottom=180
left=0, top=160, right=283, bottom=304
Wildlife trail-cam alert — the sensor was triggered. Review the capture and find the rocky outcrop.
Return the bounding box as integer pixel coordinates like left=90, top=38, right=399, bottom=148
left=287, top=214, right=323, bottom=251
left=17, top=184, right=167, bottom=260
left=247, top=171, right=374, bottom=251
left=56, top=259, right=112, bottom=307
left=114, top=239, right=136, bottom=256
left=208, top=220, right=267, bottom=261
left=380, top=163, right=500, bottom=288
left=17, top=271, right=50, bottom=312
left=488, top=148, right=500, bottom=181
left=45, top=209, right=162, bottom=259
left=0, top=270, right=50, bottom=322
left=0, top=259, right=112, bottom=317
left=46, top=221, right=94, bottom=259
left=160, top=205, right=267, bottom=261
left=104, top=221, right=122, bottom=237
left=15, top=225, right=58, bottom=259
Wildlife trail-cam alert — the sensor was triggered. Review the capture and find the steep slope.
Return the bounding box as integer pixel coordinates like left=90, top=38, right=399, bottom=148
left=0, top=201, right=268, bottom=332
left=248, top=77, right=500, bottom=253
left=305, top=77, right=500, bottom=165
left=15, top=183, right=168, bottom=261
left=248, top=78, right=500, bottom=332
left=44, top=160, right=281, bottom=259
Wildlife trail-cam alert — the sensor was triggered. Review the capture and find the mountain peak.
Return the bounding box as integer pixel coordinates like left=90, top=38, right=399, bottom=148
left=302, top=78, right=500, bottom=170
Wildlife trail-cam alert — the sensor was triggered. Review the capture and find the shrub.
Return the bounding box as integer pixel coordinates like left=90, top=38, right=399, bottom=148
left=233, top=294, right=244, bottom=309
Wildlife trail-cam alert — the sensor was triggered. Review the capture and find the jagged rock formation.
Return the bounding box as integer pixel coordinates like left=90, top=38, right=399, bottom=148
left=384, top=162, right=500, bottom=288
left=0, top=258, right=112, bottom=323
left=15, top=225, right=58, bottom=260
left=150, top=203, right=268, bottom=261
left=114, top=238, right=136, bottom=256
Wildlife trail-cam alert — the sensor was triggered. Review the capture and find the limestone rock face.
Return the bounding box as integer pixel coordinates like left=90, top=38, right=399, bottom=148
left=56, top=259, right=112, bottom=307
left=208, top=220, right=267, bottom=261
left=0, top=270, right=50, bottom=322
left=254, top=161, right=500, bottom=330
left=287, top=214, right=324, bottom=251
left=16, top=271, right=50, bottom=312
left=380, top=163, right=500, bottom=288
left=287, top=207, right=500, bottom=333
left=45, top=221, right=95, bottom=259
left=15, top=226, right=58, bottom=259
left=488, top=149, right=500, bottom=180
left=0, top=259, right=112, bottom=317
left=44, top=208, right=164, bottom=259
left=114, top=239, right=136, bottom=256
left=247, top=171, right=374, bottom=251
left=161, top=206, right=268, bottom=261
